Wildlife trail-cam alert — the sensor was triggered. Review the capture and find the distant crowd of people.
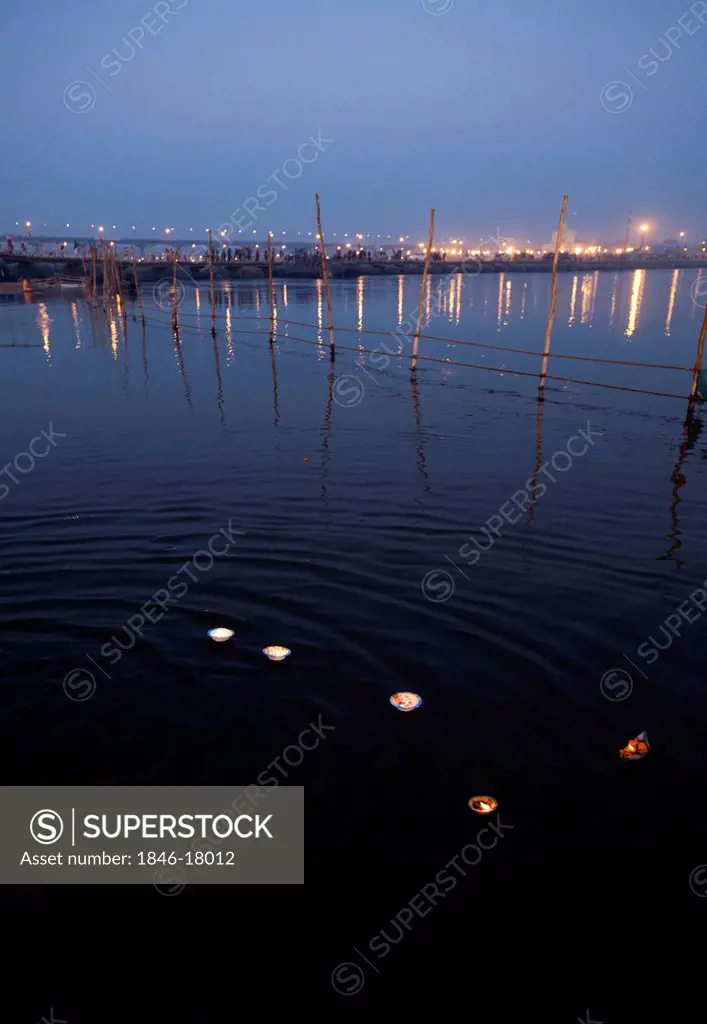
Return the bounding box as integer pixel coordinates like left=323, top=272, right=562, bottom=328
left=1, top=236, right=459, bottom=265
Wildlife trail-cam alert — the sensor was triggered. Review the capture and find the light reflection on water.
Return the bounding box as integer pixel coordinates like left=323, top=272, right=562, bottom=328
left=2, top=268, right=706, bottom=411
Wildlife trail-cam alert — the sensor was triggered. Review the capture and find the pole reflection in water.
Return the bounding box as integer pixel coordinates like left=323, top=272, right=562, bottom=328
left=496, top=272, right=504, bottom=330
left=410, top=365, right=430, bottom=495
left=140, top=317, right=149, bottom=397
left=659, top=414, right=702, bottom=569
left=320, top=360, right=335, bottom=502
left=171, top=323, right=193, bottom=411
left=87, top=296, right=107, bottom=353
left=625, top=269, right=645, bottom=338
left=269, top=335, right=280, bottom=428
left=119, top=302, right=130, bottom=392
left=210, top=329, right=224, bottom=424
left=357, top=275, right=364, bottom=335
left=527, top=384, right=546, bottom=527
left=520, top=280, right=528, bottom=320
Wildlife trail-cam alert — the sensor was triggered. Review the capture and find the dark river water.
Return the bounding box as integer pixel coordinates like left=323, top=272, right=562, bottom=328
left=1, top=268, right=705, bottom=1011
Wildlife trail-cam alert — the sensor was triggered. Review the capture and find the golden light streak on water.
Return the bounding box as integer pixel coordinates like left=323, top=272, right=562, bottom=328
left=625, top=269, right=645, bottom=338
left=609, top=273, right=619, bottom=329
left=316, top=277, right=324, bottom=356
left=397, top=274, right=404, bottom=325
left=225, top=306, right=233, bottom=361
left=357, top=275, right=364, bottom=334
left=665, top=269, right=679, bottom=336
left=71, top=301, right=81, bottom=349
left=496, top=272, right=504, bottom=330
left=580, top=273, right=593, bottom=325
left=37, top=303, right=52, bottom=363
left=109, top=311, right=119, bottom=360
left=568, top=274, right=578, bottom=327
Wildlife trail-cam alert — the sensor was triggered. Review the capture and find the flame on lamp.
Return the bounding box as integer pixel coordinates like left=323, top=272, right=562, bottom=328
left=468, top=795, right=498, bottom=814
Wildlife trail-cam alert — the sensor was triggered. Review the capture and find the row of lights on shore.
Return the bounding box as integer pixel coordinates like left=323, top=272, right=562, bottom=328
left=14, top=223, right=420, bottom=240
left=13, top=221, right=706, bottom=253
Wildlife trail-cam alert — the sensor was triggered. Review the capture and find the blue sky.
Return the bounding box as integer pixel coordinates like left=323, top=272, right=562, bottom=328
left=3, top=0, right=706, bottom=241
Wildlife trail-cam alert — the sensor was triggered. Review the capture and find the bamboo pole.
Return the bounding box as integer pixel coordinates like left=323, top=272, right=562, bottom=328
left=101, top=245, right=109, bottom=306
left=207, top=228, right=216, bottom=335
left=267, top=232, right=276, bottom=341
left=412, top=208, right=435, bottom=365
left=539, top=194, right=569, bottom=393
left=91, top=244, right=98, bottom=303
left=131, top=246, right=144, bottom=321
left=315, top=193, right=335, bottom=358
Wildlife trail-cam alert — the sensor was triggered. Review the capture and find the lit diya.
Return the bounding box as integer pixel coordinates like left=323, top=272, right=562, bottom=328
left=619, top=730, right=649, bottom=761
left=389, top=692, right=422, bottom=712
left=208, top=627, right=234, bottom=643
left=263, top=645, right=291, bottom=662
left=468, top=796, right=498, bottom=815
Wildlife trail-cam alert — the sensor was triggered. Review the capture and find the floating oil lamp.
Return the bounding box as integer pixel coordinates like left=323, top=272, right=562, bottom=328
left=208, top=627, right=234, bottom=643
left=389, top=692, right=422, bottom=712
left=619, top=731, right=649, bottom=761
left=263, top=646, right=291, bottom=662
left=468, top=796, right=498, bottom=815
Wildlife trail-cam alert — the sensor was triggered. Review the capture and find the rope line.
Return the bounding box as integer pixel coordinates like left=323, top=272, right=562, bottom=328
left=132, top=313, right=691, bottom=401
left=135, top=305, right=693, bottom=373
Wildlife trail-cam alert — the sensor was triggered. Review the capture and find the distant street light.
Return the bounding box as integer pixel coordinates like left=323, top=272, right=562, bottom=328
left=640, top=222, right=649, bottom=249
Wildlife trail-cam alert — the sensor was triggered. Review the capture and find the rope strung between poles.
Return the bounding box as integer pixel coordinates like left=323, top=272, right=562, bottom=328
left=134, top=313, right=691, bottom=401
left=156, top=308, right=693, bottom=373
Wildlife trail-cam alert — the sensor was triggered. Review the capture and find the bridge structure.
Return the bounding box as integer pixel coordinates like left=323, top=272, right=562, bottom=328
left=0, top=233, right=400, bottom=259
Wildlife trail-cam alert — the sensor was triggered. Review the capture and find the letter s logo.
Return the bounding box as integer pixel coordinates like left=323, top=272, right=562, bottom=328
left=63, top=81, right=97, bottom=114
left=30, top=809, right=64, bottom=845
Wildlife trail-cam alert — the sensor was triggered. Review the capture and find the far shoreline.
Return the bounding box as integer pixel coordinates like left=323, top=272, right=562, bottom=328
left=1, top=252, right=707, bottom=285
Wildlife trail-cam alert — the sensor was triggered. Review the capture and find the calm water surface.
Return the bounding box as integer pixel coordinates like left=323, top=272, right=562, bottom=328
left=1, top=269, right=705, bottom=1000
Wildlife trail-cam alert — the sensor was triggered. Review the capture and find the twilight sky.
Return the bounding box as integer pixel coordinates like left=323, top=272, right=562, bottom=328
left=2, top=0, right=706, bottom=242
